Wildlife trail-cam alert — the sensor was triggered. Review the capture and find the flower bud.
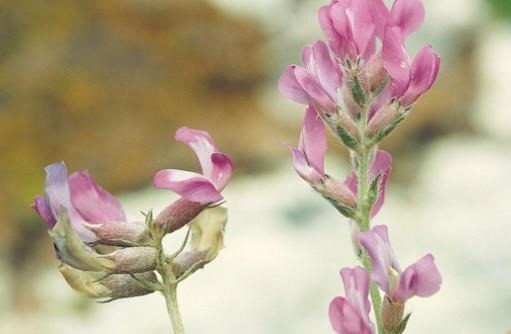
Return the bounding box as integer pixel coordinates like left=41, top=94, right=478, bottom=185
left=172, top=250, right=208, bottom=279
left=317, top=176, right=357, bottom=217
left=156, top=198, right=206, bottom=233
left=363, top=54, right=388, bottom=94
left=103, top=247, right=157, bottom=274
left=102, top=272, right=159, bottom=300
left=367, top=102, right=402, bottom=138
left=324, top=109, right=361, bottom=150
left=381, top=296, right=406, bottom=331
left=88, top=221, right=150, bottom=246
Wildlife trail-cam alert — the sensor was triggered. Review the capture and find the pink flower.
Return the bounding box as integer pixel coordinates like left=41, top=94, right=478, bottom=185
left=153, top=127, right=233, bottom=205
left=358, top=225, right=442, bottom=302
left=290, top=106, right=327, bottom=184
left=278, top=41, right=342, bottom=116
left=382, top=27, right=440, bottom=106
left=329, top=266, right=375, bottom=334
left=32, top=162, right=126, bottom=242
left=370, top=0, right=425, bottom=40
left=344, top=150, right=392, bottom=217
left=319, top=0, right=377, bottom=61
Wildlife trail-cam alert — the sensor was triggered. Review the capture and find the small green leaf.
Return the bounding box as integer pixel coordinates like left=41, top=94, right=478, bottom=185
left=351, top=76, right=366, bottom=106
left=368, top=173, right=382, bottom=208
left=389, top=313, right=412, bottom=334
left=336, top=125, right=359, bottom=150
left=323, top=196, right=355, bottom=218
left=370, top=114, right=406, bottom=144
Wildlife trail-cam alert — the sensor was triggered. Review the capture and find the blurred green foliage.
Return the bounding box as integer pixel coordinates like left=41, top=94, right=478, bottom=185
left=487, top=0, right=511, bottom=19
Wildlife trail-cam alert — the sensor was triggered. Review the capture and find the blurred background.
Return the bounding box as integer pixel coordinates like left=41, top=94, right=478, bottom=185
left=0, top=0, right=510, bottom=332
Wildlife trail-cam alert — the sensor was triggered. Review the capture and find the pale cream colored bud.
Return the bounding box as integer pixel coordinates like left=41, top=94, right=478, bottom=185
left=321, top=177, right=358, bottom=209
left=189, top=206, right=227, bottom=261
left=58, top=263, right=111, bottom=298
left=381, top=296, right=405, bottom=330
left=49, top=210, right=115, bottom=272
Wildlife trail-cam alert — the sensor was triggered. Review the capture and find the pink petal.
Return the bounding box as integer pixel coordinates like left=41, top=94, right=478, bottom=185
left=358, top=225, right=400, bottom=295
left=382, top=27, right=410, bottom=95
left=319, top=4, right=343, bottom=58
left=294, top=66, right=336, bottom=115
left=175, top=127, right=218, bottom=179
left=340, top=267, right=372, bottom=321
left=391, top=0, right=425, bottom=38
left=210, top=152, right=233, bottom=191
left=31, top=195, right=56, bottom=228
left=43, top=162, right=96, bottom=242
left=394, top=254, right=442, bottom=302
left=290, top=148, right=323, bottom=184
left=303, top=41, right=343, bottom=102
left=329, top=297, right=374, bottom=334
left=369, top=150, right=392, bottom=217
left=369, top=0, right=391, bottom=39
left=278, top=65, right=310, bottom=105
left=401, top=45, right=440, bottom=106
left=69, top=171, right=126, bottom=224
left=349, top=0, right=376, bottom=59
left=299, top=106, right=327, bottom=176
left=153, top=169, right=223, bottom=204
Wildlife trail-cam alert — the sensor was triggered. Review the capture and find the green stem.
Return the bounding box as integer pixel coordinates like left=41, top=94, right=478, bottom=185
left=356, top=100, right=384, bottom=334
left=163, top=284, right=186, bottom=334
left=154, top=233, right=186, bottom=334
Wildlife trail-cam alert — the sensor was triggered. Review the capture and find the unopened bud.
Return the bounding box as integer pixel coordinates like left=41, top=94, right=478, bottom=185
left=102, top=272, right=158, bottom=299
left=156, top=198, right=206, bottom=233
left=363, top=54, right=388, bottom=94
left=88, top=221, right=150, bottom=246
left=104, top=247, right=157, bottom=274
left=367, top=102, right=401, bottom=138
left=324, top=109, right=361, bottom=150
left=317, top=176, right=357, bottom=217
left=172, top=250, right=208, bottom=279
left=381, top=296, right=405, bottom=331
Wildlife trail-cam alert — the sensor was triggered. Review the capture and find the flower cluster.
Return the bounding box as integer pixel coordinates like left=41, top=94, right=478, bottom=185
left=32, top=127, right=232, bottom=307
left=279, top=0, right=442, bottom=332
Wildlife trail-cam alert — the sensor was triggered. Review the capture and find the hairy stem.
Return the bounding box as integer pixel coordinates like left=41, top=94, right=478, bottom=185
left=155, top=233, right=186, bottom=334
left=356, top=100, right=384, bottom=333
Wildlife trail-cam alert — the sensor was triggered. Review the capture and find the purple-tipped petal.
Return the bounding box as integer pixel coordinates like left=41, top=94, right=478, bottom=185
left=210, top=152, right=233, bottom=191
left=369, top=0, right=391, bottom=39
left=69, top=171, right=126, bottom=224
left=153, top=169, right=223, bottom=204
left=32, top=195, right=56, bottom=228
left=278, top=65, right=310, bottom=105
left=175, top=127, right=218, bottom=179
left=401, top=45, right=440, bottom=106
left=303, top=41, right=343, bottom=102
left=290, top=148, right=323, bottom=184
left=43, top=162, right=95, bottom=241
left=340, top=267, right=372, bottom=322
left=294, top=66, right=337, bottom=115
left=382, top=27, right=410, bottom=95
left=369, top=150, right=392, bottom=217
left=299, top=106, right=327, bottom=176
left=358, top=225, right=400, bottom=295
left=394, top=254, right=442, bottom=302
left=391, top=0, right=425, bottom=38
left=329, top=297, right=374, bottom=334
left=350, top=0, right=376, bottom=59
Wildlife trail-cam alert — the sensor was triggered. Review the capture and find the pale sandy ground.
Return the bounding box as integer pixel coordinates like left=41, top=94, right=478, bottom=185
left=2, top=0, right=511, bottom=333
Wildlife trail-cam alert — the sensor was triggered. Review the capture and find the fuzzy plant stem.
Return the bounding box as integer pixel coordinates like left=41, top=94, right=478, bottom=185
left=356, top=101, right=384, bottom=334
left=155, top=233, right=186, bottom=334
